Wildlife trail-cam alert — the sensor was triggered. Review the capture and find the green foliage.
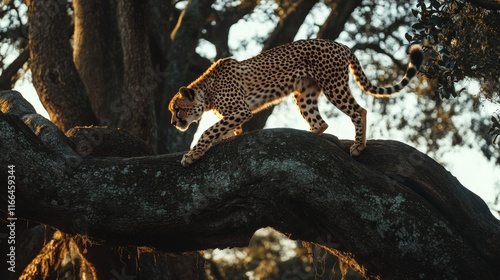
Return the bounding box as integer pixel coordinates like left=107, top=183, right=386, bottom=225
left=409, top=0, right=500, bottom=101
left=399, top=0, right=500, bottom=164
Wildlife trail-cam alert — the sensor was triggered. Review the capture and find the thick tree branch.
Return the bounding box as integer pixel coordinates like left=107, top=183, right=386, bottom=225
left=1, top=90, right=499, bottom=279
left=26, top=0, right=98, bottom=132
left=0, top=48, right=29, bottom=90
left=317, top=0, right=362, bottom=40
left=263, top=0, right=319, bottom=50
left=205, top=1, right=258, bottom=59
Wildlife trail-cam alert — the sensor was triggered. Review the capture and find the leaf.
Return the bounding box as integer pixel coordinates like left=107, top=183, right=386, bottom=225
left=429, top=15, right=441, bottom=26
left=492, top=116, right=500, bottom=127
left=439, top=87, right=450, bottom=99
left=489, top=115, right=500, bottom=145
left=405, top=33, right=413, bottom=42
left=420, top=2, right=427, bottom=13
left=431, top=0, right=442, bottom=10
left=412, top=22, right=425, bottom=29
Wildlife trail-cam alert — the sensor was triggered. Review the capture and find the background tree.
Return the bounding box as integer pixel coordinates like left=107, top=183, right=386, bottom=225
left=409, top=0, right=500, bottom=164
left=0, top=0, right=499, bottom=279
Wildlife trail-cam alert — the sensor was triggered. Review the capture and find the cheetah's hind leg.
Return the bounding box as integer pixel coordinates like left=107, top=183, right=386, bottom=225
left=324, top=84, right=367, bottom=156
left=219, top=126, right=243, bottom=140
left=293, top=76, right=328, bottom=135
left=348, top=106, right=367, bottom=156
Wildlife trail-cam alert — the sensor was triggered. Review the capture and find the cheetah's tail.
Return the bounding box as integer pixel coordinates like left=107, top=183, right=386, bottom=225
left=349, top=45, right=424, bottom=97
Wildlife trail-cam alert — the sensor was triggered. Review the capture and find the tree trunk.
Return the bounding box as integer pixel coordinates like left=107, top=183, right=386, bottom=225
left=26, top=0, right=98, bottom=132
left=73, top=0, right=125, bottom=127
left=318, top=0, right=363, bottom=39
left=116, top=0, right=157, bottom=147
left=2, top=90, right=499, bottom=279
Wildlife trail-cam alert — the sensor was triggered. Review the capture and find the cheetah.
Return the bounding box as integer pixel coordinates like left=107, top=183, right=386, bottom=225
left=169, top=39, right=423, bottom=166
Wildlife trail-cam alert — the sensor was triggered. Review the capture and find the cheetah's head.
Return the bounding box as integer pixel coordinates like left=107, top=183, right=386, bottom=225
left=168, top=86, right=203, bottom=131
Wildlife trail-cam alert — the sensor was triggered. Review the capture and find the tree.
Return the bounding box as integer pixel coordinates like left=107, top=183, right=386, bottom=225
left=1, top=0, right=499, bottom=278
left=409, top=0, right=500, bottom=163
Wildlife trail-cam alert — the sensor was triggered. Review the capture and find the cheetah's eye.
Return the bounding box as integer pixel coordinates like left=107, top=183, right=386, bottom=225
left=173, top=105, right=181, bottom=118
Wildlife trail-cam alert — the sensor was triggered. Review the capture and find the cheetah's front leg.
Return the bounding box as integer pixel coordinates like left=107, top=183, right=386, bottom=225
left=181, top=110, right=252, bottom=167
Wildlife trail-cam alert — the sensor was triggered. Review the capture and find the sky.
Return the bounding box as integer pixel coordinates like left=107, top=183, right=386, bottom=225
left=10, top=1, right=500, bottom=216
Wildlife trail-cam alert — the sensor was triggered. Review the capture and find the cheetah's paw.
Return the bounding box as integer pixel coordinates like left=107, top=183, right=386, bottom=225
left=181, top=152, right=200, bottom=167
left=311, top=122, right=329, bottom=135
left=349, top=143, right=366, bottom=157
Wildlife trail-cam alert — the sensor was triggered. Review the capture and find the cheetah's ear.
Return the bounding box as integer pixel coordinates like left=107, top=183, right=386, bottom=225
left=179, top=86, right=195, bottom=101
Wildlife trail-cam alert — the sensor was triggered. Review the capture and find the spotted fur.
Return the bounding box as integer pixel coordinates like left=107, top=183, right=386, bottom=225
left=169, top=39, right=423, bottom=166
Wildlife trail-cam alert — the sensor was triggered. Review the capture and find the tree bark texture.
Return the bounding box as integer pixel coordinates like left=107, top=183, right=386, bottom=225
left=26, top=0, right=98, bottom=132
left=1, top=90, right=499, bottom=280
left=318, top=0, right=363, bottom=40
left=116, top=0, right=157, bottom=147
left=73, top=0, right=125, bottom=127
